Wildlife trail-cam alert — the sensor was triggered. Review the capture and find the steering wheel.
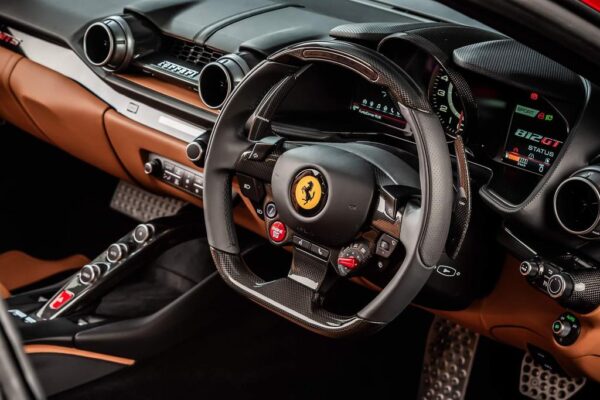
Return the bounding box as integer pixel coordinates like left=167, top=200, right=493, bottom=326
left=204, top=41, right=453, bottom=337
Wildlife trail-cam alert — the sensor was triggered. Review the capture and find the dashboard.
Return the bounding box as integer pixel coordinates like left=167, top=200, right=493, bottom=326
left=1, top=0, right=600, bottom=383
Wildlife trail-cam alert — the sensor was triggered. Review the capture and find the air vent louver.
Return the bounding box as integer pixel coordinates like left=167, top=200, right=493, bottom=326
left=165, top=37, right=224, bottom=67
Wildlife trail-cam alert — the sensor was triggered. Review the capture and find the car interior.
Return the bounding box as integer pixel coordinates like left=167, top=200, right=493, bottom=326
left=1, top=0, right=600, bottom=399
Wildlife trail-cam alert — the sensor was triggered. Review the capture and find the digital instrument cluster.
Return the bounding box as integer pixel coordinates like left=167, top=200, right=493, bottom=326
left=501, top=93, right=568, bottom=175
left=349, top=81, right=407, bottom=131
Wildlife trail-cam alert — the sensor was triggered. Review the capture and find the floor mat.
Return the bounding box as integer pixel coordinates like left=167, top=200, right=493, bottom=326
left=54, top=298, right=433, bottom=400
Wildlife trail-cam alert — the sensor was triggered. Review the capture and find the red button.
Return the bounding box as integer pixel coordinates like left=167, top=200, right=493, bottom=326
left=338, top=257, right=359, bottom=270
left=49, top=290, right=75, bottom=310
left=269, top=221, right=287, bottom=243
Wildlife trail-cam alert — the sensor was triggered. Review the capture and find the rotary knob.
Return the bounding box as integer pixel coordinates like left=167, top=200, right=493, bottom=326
left=336, top=240, right=372, bottom=276
left=79, top=264, right=104, bottom=285
left=552, top=313, right=580, bottom=345
left=547, top=273, right=572, bottom=299
left=552, top=320, right=571, bottom=338
left=133, top=224, right=155, bottom=244
left=106, top=243, right=128, bottom=263
left=144, top=159, right=162, bottom=176
left=520, top=260, right=542, bottom=278
left=186, top=133, right=209, bottom=166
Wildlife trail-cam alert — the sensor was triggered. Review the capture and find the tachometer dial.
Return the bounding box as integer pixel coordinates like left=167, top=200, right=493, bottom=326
left=429, top=65, right=466, bottom=138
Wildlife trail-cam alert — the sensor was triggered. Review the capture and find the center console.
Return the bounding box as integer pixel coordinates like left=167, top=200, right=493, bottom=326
left=35, top=223, right=160, bottom=320
left=3, top=212, right=238, bottom=396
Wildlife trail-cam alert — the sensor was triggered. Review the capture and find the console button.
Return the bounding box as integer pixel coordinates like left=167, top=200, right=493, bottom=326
left=182, top=172, right=195, bottom=191
left=133, top=224, right=155, bottom=244
left=269, top=221, right=287, bottom=243
left=106, top=243, right=128, bottom=263
left=49, top=290, right=74, bottom=310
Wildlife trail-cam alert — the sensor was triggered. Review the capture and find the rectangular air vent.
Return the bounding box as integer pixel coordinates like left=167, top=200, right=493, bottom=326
left=165, top=37, right=224, bottom=67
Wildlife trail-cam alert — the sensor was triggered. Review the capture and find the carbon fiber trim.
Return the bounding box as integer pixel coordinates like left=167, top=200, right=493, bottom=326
left=565, top=269, right=600, bottom=312
left=269, top=40, right=431, bottom=112
left=288, top=248, right=329, bottom=291
left=330, top=22, right=437, bottom=42
left=453, top=39, right=585, bottom=101
left=210, top=249, right=383, bottom=337
left=379, top=31, right=477, bottom=140
left=234, top=143, right=285, bottom=182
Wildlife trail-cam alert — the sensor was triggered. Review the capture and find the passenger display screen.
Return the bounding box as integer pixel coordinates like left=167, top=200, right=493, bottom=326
left=502, top=94, right=568, bottom=175
left=350, top=82, right=407, bottom=130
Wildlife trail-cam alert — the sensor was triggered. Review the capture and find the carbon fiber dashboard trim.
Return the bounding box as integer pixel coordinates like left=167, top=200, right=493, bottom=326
left=329, top=22, right=440, bottom=42
left=453, top=39, right=585, bottom=101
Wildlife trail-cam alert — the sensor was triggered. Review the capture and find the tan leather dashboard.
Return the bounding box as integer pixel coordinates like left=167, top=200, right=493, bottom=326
left=2, top=46, right=600, bottom=381
left=117, top=73, right=219, bottom=116
left=431, top=256, right=600, bottom=380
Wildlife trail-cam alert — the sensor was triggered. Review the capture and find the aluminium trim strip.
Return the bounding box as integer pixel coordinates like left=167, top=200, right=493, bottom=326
left=8, top=28, right=206, bottom=143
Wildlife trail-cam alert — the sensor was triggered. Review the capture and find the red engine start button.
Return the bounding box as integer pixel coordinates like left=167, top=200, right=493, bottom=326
left=269, top=221, right=287, bottom=243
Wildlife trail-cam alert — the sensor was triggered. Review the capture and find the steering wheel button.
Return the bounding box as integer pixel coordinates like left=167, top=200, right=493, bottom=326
left=237, top=174, right=265, bottom=203
left=265, top=202, right=277, bottom=219
left=292, top=235, right=311, bottom=250
left=269, top=221, right=287, bottom=243
left=376, top=234, right=398, bottom=258
left=310, top=244, right=330, bottom=259
left=249, top=142, right=276, bottom=161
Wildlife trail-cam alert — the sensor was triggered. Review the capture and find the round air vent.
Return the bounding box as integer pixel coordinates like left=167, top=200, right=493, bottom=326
left=83, top=15, right=158, bottom=72
left=84, top=16, right=132, bottom=71
left=198, top=54, right=250, bottom=109
left=554, top=167, right=600, bottom=236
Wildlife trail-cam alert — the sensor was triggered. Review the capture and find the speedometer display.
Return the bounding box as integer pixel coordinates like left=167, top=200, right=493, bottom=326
left=429, top=65, right=465, bottom=138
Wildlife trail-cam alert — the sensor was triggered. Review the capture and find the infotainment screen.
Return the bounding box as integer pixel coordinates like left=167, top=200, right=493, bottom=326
left=349, top=82, right=407, bottom=130
left=502, top=94, right=568, bottom=175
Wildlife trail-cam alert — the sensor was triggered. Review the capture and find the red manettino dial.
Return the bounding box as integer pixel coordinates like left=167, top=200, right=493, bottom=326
left=337, top=257, right=359, bottom=269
